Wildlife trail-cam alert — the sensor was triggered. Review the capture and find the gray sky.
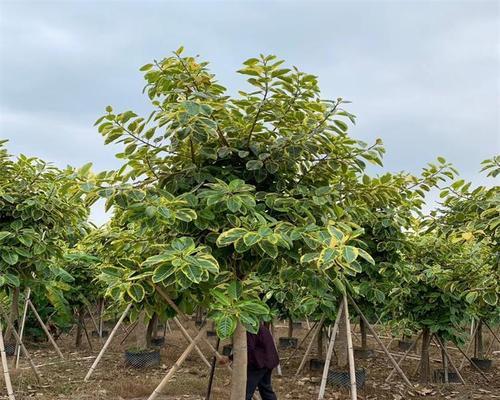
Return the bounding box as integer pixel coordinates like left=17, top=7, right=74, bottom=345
left=1, top=0, right=499, bottom=224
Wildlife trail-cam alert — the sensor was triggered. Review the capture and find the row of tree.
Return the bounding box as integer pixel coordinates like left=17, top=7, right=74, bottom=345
left=1, top=50, right=498, bottom=397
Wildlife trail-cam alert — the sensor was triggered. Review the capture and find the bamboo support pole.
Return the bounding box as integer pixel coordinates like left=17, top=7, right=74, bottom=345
left=455, top=342, right=489, bottom=381
left=386, top=331, right=423, bottom=382
left=0, top=309, right=41, bottom=382
left=148, top=325, right=208, bottom=400
left=318, top=300, right=344, bottom=400
left=344, top=296, right=357, bottom=400
left=0, top=320, right=16, bottom=400
left=154, top=285, right=226, bottom=366
left=482, top=320, right=500, bottom=345
left=84, top=304, right=132, bottom=382
left=172, top=316, right=211, bottom=368
left=27, top=300, right=64, bottom=359
left=283, top=319, right=319, bottom=367
left=119, top=320, right=138, bottom=345
left=347, top=295, right=413, bottom=388
left=15, top=288, right=30, bottom=368
left=459, top=321, right=479, bottom=370
left=432, top=335, right=465, bottom=385
left=295, top=318, right=325, bottom=376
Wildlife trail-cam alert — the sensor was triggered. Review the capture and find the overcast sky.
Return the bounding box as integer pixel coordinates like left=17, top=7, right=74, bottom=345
left=1, top=0, right=499, bottom=224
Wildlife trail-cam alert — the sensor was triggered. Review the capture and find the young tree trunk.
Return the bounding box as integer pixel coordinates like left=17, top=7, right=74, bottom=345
left=146, top=313, right=159, bottom=348
left=335, top=311, right=348, bottom=367
left=4, top=287, right=20, bottom=342
left=288, top=317, right=294, bottom=338
left=230, top=321, right=247, bottom=400
left=317, top=326, right=324, bottom=359
left=360, top=317, right=368, bottom=350
left=75, top=306, right=85, bottom=348
left=475, top=320, right=484, bottom=359
left=419, top=327, right=432, bottom=383
left=135, top=310, right=148, bottom=350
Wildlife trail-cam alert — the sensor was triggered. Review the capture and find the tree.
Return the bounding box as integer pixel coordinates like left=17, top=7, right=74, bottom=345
left=94, top=49, right=378, bottom=398
left=0, top=140, right=91, bottom=341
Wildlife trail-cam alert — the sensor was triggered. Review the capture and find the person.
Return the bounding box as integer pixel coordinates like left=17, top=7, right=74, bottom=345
left=221, top=323, right=279, bottom=400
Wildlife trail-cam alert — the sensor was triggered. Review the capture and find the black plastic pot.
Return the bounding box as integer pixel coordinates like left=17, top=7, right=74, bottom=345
left=309, top=358, right=325, bottom=371
left=125, top=348, right=160, bottom=368
left=151, top=337, right=165, bottom=348
left=398, top=340, right=415, bottom=352
left=327, top=368, right=366, bottom=388
left=4, top=343, right=16, bottom=357
left=206, top=330, right=217, bottom=337
left=433, top=369, right=461, bottom=383
left=91, top=330, right=109, bottom=338
left=470, top=357, right=493, bottom=371
left=222, top=344, right=233, bottom=356
left=354, top=347, right=375, bottom=359
left=279, top=337, right=298, bottom=349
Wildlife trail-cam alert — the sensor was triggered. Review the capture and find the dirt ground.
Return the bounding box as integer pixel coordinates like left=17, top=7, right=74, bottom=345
left=1, top=319, right=499, bottom=400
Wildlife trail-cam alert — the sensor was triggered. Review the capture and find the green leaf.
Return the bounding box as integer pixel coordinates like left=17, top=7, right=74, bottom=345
left=227, top=197, right=242, bottom=213
left=2, top=252, right=18, bottom=266
left=465, top=291, right=478, bottom=303
left=216, top=228, right=247, bottom=247
left=258, top=240, right=278, bottom=258
left=227, top=281, right=242, bottom=301
left=216, top=315, right=237, bottom=339
left=101, top=266, right=123, bottom=278
left=246, top=160, right=263, bottom=171
left=342, top=246, right=358, bottom=263
left=483, top=292, right=497, bottom=306
left=243, top=232, right=261, bottom=246
left=182, top=263, right=203, bottom=283
left=300, top=252, right=319, bottom=264
left=128, top=284, right=145, bottom=302
left=193, top=255, right=219, bottom=274
left=152, top=264, right=175, bottom=283
left=0, top=232, right=12, bottom=242
left=176, top=209, right=197, bottom=222
left=357, top=248, right=375, bottom=265
left=238, top=300, right=269, bottom=315
left=4, top=273, right=20, bottom=287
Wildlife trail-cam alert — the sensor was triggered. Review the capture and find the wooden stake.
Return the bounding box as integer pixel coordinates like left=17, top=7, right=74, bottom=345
left=459, top=320, right=479, bottom=370
left=148, top=325, right=208, bottom=400
left=84, top=303, right=132, bottom=382
left=15, top=288, right=30, bottom=368
left=318, top=300, right=344, bottom=400
left=283, top=319, right=319, bottom=367
left=482, top=320, right=500, bottom=345
left=295, top=318, right=325, bottom=376
left=205, top=337, right=220, bottom=400
left=119, top=320, right=138, bottom=345
left=432, top=335, right=465, bottom=385
left=347, top=295, right=413, bottom=388
left=172, top=316, right=211, bottom=368
left=344, top=296, right=357, bottom=400
left=455, top=342, right=489, bottom=381
left=386, top=331, right=423, bottom=382
left=0, top=320, right=16, bottom=400
left=154, top=285, right=226, bottom=366
left=27, top=300, right=64, bottom=359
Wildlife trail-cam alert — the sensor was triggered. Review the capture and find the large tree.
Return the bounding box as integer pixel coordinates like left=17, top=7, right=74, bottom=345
left=94, top=49, right=379, bottom=398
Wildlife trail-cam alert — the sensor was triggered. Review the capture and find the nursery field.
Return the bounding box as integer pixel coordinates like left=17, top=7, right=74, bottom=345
left=2, top=319, right=499, bottom=400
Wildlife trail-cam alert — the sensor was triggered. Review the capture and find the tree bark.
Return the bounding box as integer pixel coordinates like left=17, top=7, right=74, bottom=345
left=4, top=287, right=20, bottom=342
left=230, top=321, right=247, bottom=400
left=135, top=310, right=148, bottom=350
left=75, top=306, right=85, bottom=348
left=317, top=326, right=324, bottom=359
left=146, top=313, right=159, bottom=348
left=419, top=327, right=432, bottom=383
left=288, top=317, right=294, bottom=338
left=335, top=309, right=348, bottom=367
left=475, top=320, right=484, bottom=359
left=360, top=317, right=367, bottom=350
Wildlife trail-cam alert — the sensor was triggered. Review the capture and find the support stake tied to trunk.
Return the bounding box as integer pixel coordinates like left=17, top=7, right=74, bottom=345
left=27, top=300, right=64, bottom=360
left=0, top=320, right=16, bottom=400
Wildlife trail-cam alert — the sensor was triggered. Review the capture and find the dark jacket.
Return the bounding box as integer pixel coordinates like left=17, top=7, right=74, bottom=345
left=247, top=324, right=280, bottom=370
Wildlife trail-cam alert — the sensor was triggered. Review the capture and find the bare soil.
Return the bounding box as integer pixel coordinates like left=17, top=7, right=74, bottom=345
left=1, top=320, right=499, bottom=400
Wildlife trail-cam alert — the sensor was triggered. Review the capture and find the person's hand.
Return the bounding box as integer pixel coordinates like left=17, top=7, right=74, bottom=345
left=218, top=355, right=230, bottom=365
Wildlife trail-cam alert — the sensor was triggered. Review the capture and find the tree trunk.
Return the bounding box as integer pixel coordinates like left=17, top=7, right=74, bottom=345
left=360, top=317, right=367, bottom=350
left=230, top=321, right=247, bottom=400
left=135, top=310, right=148, bottom=350
left=75, top=306, right=85, bottom=348
left=146, top=313, right=159, bottom=348
left=4, top=287, right=20, bottom=342
left=317, top=326, right=324, bottom=359
left=419, top=327, right=432, bottom=383
left=288, top=317, right=293, bottom=338
left=475, top=320, right=484, bottom=359
left=335, top=310, right=348, bottom=367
